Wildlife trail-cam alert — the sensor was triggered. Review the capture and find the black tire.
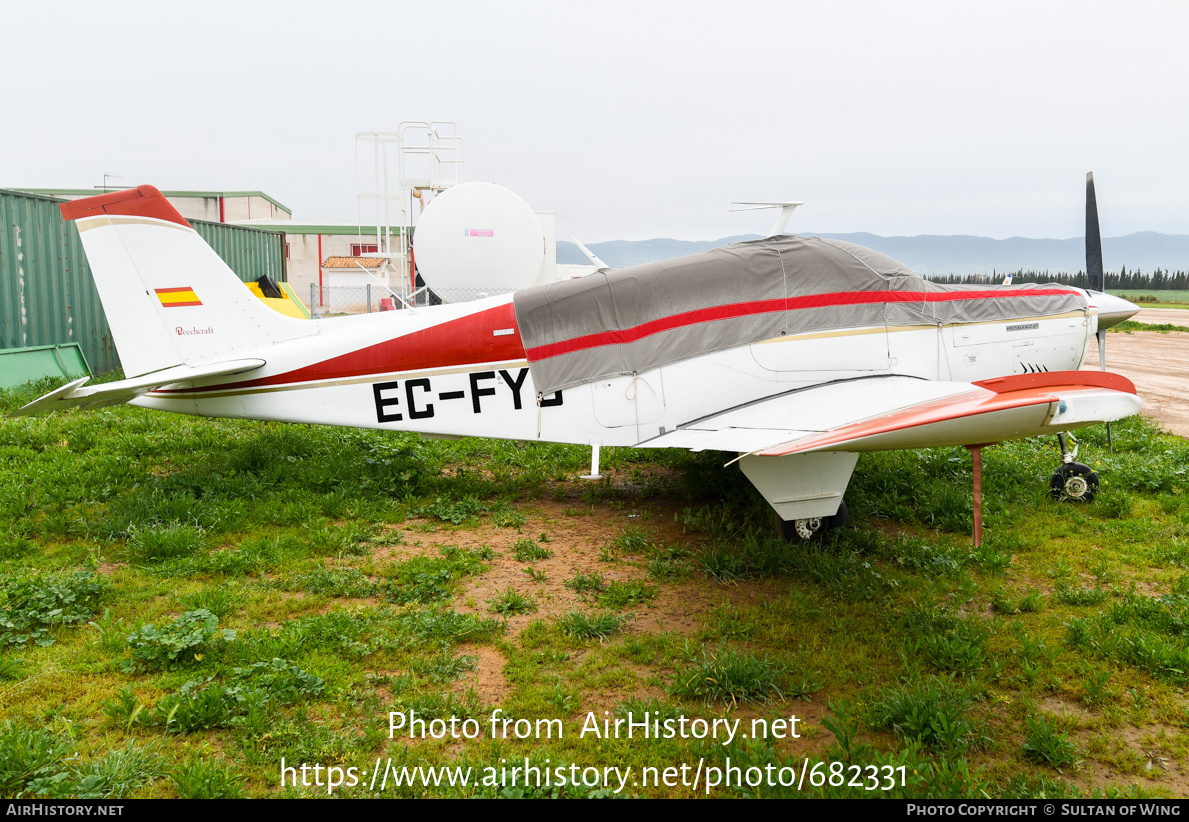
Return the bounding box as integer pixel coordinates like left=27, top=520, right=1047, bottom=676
left=1050, top=462, right=1098, bottom=503
left=775, top=500, right=850, bottom=543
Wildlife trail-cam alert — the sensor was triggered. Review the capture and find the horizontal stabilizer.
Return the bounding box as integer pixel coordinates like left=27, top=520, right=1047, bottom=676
left=12, top=359, right=266, bottom=417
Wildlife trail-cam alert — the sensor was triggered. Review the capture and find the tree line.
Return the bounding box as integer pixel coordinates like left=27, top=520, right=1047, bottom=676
left=927, top=267, right=1189, bottom=290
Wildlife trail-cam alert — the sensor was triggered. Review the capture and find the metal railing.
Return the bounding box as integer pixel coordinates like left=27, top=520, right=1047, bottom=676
left=308, top=284, right=515, bottom=316
left=309, top=284, right=389, bottom=315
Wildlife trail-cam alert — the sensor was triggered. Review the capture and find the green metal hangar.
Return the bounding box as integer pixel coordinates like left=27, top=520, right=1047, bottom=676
left=0, top=188, right=291, bottom=378
left=12, top=189, right=404, bottom=311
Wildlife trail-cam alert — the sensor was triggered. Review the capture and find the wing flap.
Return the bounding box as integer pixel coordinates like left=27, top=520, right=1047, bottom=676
left=640, top=427, right=817, bottom=453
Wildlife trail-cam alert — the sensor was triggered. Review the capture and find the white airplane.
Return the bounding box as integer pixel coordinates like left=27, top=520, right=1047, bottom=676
left=16, top=183, right=1141, bottom=542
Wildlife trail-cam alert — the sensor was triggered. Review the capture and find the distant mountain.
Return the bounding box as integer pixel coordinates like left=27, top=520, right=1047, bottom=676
left=557, top=232, right=1189, bottom=276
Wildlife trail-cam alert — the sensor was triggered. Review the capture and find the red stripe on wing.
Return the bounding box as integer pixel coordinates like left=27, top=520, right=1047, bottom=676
left=973, top=370, right=1136, bottom=395
left=759, top=371, right=1131, bottom=456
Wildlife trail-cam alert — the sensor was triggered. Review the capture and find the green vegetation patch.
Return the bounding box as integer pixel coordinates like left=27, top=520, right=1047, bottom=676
left=0, top=570, right=105, bottom=647
left=412, top=496, right=489, bottom=525
left=672, top=647, right=790, bottom=706
left=511, top=538, right=552, bottom=562
left=381, top=545, right=490, bottom=604
left=124, top=609, right=236, bottom=672
left=555, top=611, right=632, bottom=641
left=487, top=588, right=537, bottom=616
left=864, top=676, right=985, bottom=753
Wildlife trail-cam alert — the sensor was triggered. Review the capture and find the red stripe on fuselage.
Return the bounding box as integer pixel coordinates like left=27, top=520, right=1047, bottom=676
left=164, top=302, right=525, bottom=394
left=525, top=288, right=1079, bottom=361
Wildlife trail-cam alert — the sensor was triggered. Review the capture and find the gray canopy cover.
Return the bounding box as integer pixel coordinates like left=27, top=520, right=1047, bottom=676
left=512, top=236, right=1087, bottom=396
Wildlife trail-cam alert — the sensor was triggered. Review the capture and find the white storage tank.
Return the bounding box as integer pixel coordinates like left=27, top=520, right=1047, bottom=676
left=413, top=181, right=546, bottom=303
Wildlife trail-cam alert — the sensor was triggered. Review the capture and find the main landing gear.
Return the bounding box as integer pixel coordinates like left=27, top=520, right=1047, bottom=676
left=1050, top=433, right=1099, bottom=503
left=775, top=500, right=850, bottom=543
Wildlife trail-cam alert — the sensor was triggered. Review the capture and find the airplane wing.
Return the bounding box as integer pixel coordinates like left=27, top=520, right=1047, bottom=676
left=11, top=359, right=266, bottom=417
left=639, top=371, right=1141, bottom=457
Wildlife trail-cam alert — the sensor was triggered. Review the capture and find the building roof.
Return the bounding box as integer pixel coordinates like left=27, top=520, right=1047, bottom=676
left=243, top=219, right=411, bottom=236
left=322, top=255, right=386, bottom=269
left=15, top=188, right=291, bottom=214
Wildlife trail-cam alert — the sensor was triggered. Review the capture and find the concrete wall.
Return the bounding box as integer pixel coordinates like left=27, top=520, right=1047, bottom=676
left=224, top=195, right=289, bottom=223
left=17, top=191, right=291, bottom=225
left=164, top=196, right=221, bottom=222
left=282, top=231, right=405, bottom=308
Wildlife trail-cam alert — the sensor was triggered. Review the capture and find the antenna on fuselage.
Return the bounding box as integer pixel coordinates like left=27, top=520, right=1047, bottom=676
left=571, top=237, right=610, bottom=270
left=730, top=201, right=804, bottom=237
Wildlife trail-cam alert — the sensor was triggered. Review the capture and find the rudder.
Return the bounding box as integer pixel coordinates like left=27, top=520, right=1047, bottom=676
left=61, top=186, right=312, bottom=377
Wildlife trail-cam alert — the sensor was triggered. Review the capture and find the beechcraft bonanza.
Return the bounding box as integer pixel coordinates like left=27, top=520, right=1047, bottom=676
left=17, top=180, right=1142, bottom=542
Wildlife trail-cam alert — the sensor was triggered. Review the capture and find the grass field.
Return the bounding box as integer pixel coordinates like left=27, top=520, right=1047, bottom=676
left=2, top=375, right=1189, bottom=799
left=1111, top=321, right=1189, bottom=334
left=1112, top=291, right=1189, bottom=310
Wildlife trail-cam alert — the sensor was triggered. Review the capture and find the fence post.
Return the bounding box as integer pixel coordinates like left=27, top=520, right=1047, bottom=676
left=309, top=283, right=316, bottom=316
left=367, top=283, right=372, bottom=313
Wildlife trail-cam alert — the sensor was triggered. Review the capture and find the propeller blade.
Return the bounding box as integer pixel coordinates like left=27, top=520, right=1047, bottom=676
left=1088, top=176, right=1112, bottom=451
left=1086, top=172, right=1104, bottom=292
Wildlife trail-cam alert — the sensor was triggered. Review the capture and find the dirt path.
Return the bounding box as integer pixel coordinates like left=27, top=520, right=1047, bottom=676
left=1083, top=328, right=1189, bottom=437
left=1132, top=307, right=1189, bottom=327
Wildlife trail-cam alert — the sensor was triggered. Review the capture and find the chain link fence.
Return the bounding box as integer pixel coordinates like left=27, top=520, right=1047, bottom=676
left=308, top=284, right=516, bottom=315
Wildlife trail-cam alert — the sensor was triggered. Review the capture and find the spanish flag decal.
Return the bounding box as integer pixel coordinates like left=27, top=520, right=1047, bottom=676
left=155, top=287, right=202, bottom=308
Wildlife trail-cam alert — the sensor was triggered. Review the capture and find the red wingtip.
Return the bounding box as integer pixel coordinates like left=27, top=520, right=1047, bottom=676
left=59, top=185, right=191, bottom=228
left=973, top=370, right=1137, bottom=396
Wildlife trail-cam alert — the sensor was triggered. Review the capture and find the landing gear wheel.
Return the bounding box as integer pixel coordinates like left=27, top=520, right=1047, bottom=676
left=1050, top=462, right=1098, bottom=503
left=775, top=500, right=850, bottom=543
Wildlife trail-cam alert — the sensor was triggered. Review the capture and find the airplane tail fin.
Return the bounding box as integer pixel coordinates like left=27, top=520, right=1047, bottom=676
left=60, top=186, right=313, bottom=378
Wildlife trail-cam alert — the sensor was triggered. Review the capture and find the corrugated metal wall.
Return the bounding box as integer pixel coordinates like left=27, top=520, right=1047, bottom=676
left=0, top=189, right=286, bottom=375
left=191, top=219, right=287, bottom=286
left=0, top=190, right=115, bottom=373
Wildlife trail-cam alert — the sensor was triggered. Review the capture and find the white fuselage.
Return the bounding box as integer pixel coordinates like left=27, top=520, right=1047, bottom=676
left=136, top=294, right=1095, bottom=449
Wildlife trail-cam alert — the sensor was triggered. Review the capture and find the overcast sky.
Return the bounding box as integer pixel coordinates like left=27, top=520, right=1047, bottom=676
left=3, top=1, right=1186, bottom=242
